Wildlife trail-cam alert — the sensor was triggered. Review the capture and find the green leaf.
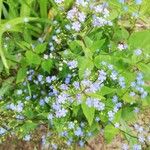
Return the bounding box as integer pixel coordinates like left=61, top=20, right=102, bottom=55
left=137, top=63, right=150, bottom=81
left=78, top=57, right=94, bottom=79
left=120, top=120, right=138, bottom=147
left=87, top=93, right=105, bottom=100
left=76, top=40, right=93, bottom=59
left=39, top=0, right=48, bottom=18
left=90, top=39, right=105, bottom=53
left=35, top=43, right=47, bottom=54
left=0, top=77, right=14, bottom=96
left=16, top=67, right=27, bottom=83
left=104, top=124, right=119, bottom=143
left=121, top=107, right=137, bottom=123
left=122, top=93, right=136, bottom=103
left=81, top=102, right=95, bottom=126
left=24, top=108, right=36, bottom=119
left=53, top=118, right=67, bottom=132
left=20, top=0, right=33, bottom=17
left=94, top=55, right=111, bottom=68
left=41, top=59, right=53, bottom=73
left=0, top=59, right=3, bottom=72
left=100, top=86, right=116, bottom=96
left=129, top=29, right=150, bottom=52
left=113, top=109, right=122, bottom=123
left=84, top=36, right=93, bottom=48
left=68, top=40, right=82, bottom=55
left=25, top=51, right=41, bottom=65
left=113, top=28, right=129, bottom=41
left=21, top=121, right=37, bottom=135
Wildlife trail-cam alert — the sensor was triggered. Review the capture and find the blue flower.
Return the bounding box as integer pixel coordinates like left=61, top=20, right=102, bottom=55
left=67, top=60, right=78, bottom=69
left=135, top=0, right=142, bottom=5
left=86, top=97, right=93, bottom=107
left=118, top=0, right=125, bottom=4
left=0, top=128, right=6, bottom=135
left=23, top=135, right=31, bottom=141
left=17, top=89, right=23, bottom=95
left=37, top=74, right=43, bottom=82
left=48, top=113, right=53, bottom=120
left=112, top=95, right=118, bottom=103
left=74, top=127, right=83, bottom=137
left=68, top=122, right=75, bottom=129
left=46, top=76, right=51, bottom=83
left=134, top=49, right=142, bottom=56
left=66, top=140, right=72, bottom=146
left=133, top=144, right=142, bottom=150
left=65, top=77, right=71, bottom=84
left=55, top=108, right=68, bottom=118
left=129, top=92, right=136, bottom=97
left=95, top=117, right=100, bottom=122
left=51, top=143, right=58, bottom=150
left=39, top=99, right=45, bottom=106
left=25, top=96, right=31, bottom=101
left=79, top=140, right=84, bottom=147
left=73, top=81, right=80, bottom=90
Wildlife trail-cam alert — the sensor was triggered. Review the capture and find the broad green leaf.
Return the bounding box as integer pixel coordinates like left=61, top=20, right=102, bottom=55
left=24, top=108, right=36, bottom=119
left=21, top=121, right=37, bottom=135
left=53, top=118, right=67, bottom=132
left=90, top=39, right=105, bottom=53
left=41, top=59, right=53, bottom=73
left=20, top=0, right=33, bottom=17
left=25, top=51, right=41, bottom=65
left=68, top=40, right=82, bottom=55
left=122, top=93, right=136, bottom=103
left=35, top=43, right=47, bottom=54
left=78, top=57, right=94, bottom=79
left=0, top=77, right=14, bottom=96
left=137, top=63, right=150, bottom=81
left=16, top=67, right=27, bottom=83
left=84, top=36, right=93, bottom=48
left=120, top=120, right=138, bottom=147
left=113, top=28, right=129, bottom=41
left=94, top=55, right=111, bottom=68
left=99, top=112, right=108, bottom=123
left=100, top=86, right=116, bottom=96
left=113, top=109, right=122, bottom=123
left=76, top=40, right=93, bottom=59
left=104, top=124, right=119, bottom=143
left=82, top=102, right=95, bottom=126
left=39, top=0, right=48, bottom=18
left=121, top=107, right=137, bottom=123
left=87, top=93, right=105, bottom=100
left=129, top=29, right=150, bottom=52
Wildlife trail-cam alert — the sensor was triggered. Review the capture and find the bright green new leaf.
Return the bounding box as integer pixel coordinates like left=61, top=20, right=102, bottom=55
left=78, top=57, right=94, bottom=79
left=82, top=102, right=95, bottom=126
left=35, top=43, right=47, bottom=54
left=100, top=86, right=116, bottom=96
left=104, top=124, right=119, bottom=143
left=16, top=67, right=27, bottom=83
left=25, top=51, right=41, bottom=65
left=41, top=59, right=53, bottom=73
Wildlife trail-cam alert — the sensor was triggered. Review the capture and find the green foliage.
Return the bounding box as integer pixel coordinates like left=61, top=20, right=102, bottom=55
left=41, top=59, right=53, bottom=73
left=16, top=67, right=27, bottom=83
left=81, top=102, right=95, bottom=126
left=104, top=124, right=119, bottom=143
left=0, top=0, right=150, bottom=149
left=0, top=77, right=14, bottom=96
left=25, top=51, right=41, bottom=65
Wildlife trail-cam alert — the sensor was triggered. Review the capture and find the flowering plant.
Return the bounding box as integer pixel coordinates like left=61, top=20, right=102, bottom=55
left=0, top=0, right=150, bottom=149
